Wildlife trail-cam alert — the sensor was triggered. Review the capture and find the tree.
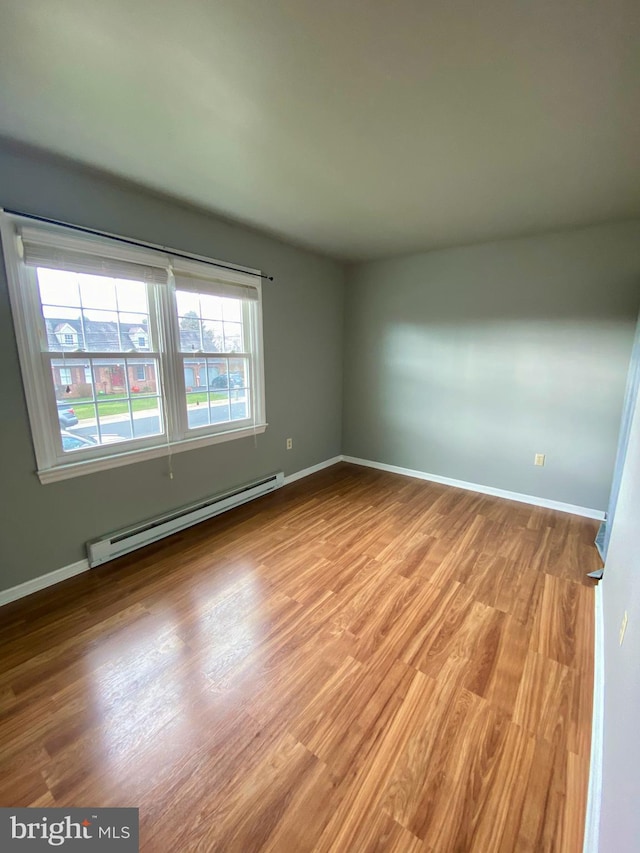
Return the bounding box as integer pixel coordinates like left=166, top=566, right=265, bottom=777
left=179, top=311, right=220, bottom=351
left=180, top=310, right=200, bottom=331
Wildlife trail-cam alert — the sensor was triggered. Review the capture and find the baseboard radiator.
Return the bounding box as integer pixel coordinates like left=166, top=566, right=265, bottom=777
left=87, top=471, right=284, bottom=568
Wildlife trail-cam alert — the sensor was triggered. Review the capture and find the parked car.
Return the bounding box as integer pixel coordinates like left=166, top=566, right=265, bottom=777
left=209, top=372, right=244, bottom=390
left=60, top=430, right=125, bottom=452
left=60, top=430, right=96, bottom=452
left=57, top=401, right=78, bottom=428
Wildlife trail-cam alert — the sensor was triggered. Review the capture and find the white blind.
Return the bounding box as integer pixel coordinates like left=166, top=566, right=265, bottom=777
left=172, top=257, right=260, bottom=301
left=17, top=222, right=262, bottom=295
left=20, top=226, right=169, bottom=285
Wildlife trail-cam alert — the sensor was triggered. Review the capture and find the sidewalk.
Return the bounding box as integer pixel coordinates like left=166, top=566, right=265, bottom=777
left=73, top=395, right=246, bottom=429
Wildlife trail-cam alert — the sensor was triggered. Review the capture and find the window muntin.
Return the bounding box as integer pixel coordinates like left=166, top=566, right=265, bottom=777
left=175, top=286, right=254, bottom=433
left=176, top=290, right=244, bottom=354
left=184, top=355, right=251, bottom=430
left=1, top=214, right=266, bottom=481
left=37, top=266, right=163, bottom=454
left=38, top=268, right=152, bottom=353
left=51, top=356, right=164, bottom=450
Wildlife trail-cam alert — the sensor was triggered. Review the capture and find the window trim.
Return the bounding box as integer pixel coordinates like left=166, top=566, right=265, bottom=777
left=1, top=212, right=267, bottom=484
left=37, top=423, right=267, bottom=484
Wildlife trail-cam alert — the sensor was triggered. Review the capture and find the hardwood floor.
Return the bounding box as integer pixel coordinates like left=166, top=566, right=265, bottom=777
left=0, top=463, right=600, bottom=851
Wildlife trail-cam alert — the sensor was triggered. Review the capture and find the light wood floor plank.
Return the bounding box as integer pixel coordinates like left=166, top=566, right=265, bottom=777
left=0, top=463, right=597, bottom=851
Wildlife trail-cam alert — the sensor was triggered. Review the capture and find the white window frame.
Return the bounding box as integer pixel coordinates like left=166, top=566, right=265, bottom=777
left=0, top=212, right=267, bottom=484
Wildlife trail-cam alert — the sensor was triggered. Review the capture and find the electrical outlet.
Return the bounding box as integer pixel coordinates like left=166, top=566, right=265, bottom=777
left=619, top=611, right=629, bottom=645
left=534, top=453, right=545, bottom=467
left=286, top=438, right=293, bottom=450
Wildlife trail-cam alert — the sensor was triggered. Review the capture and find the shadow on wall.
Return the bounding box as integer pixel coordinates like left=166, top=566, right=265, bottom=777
left=354, top=316, right=633, bottom=507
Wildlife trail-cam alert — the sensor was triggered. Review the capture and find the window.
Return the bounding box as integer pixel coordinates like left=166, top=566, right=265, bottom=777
left=55, top=324, right=77, bottom=348
left=1, top=214, right=266, bottom=483
left=175, top=287, right=253, bottom=429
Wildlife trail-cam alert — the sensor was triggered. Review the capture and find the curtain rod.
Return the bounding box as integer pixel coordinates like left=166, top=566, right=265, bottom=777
left=3, top=208, right=274, bottom=281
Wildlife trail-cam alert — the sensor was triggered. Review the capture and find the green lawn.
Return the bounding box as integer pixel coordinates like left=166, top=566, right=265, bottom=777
left=72, top=397, right=158, bottom=419
left=70, top=391, right=224, bottom=420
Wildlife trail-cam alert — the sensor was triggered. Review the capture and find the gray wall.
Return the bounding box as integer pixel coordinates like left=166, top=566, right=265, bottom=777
left=599, top=355, right=640, bottom=852
left=343, top=224, right=640, bottom=510
left=0, top=141, right=344, bottom=591
left=1, top=138, right=638, bottom=597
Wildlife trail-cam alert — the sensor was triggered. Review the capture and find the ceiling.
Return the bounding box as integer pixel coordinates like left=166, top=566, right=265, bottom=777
left=0, top=0, right=638, bottom=261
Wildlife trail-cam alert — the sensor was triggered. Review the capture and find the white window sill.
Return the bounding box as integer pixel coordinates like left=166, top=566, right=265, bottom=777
left=37, top=423, right=268, bottom=484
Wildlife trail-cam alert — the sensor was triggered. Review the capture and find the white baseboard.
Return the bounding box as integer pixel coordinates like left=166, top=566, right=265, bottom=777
left=0, top=558, right=90, bottom=608
left=342, top=456, right=606, bottom=520
left=583, top=583, right=604, bottom=853
left=283, top=455, right=342, bottom=486
left=0, top=457, right=343, bottom=608
left=0, top=454, right=603, bottom=609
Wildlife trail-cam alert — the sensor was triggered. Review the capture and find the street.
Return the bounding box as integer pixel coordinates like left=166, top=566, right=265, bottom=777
left=71, top=400, right=249, bottom=441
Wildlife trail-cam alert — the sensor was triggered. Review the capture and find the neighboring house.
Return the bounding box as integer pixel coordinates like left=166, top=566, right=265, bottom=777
left=46, top=316, right=229, bottom=395
left=47, top=316, right=158, bottom=396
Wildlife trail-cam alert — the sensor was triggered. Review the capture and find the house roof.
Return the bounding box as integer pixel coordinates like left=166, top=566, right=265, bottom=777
left=45, top=317, right=156, bottom=352
left=45, top=316, right=209, bottom=354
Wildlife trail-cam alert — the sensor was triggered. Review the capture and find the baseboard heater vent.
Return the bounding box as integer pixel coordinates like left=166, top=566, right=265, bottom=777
left=87, top=471, right=284, bottom=567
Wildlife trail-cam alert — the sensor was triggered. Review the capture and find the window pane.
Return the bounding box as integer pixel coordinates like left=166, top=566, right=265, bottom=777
left=206, top=357, right=228, bottom=389
left=201, top=320, right=223, bottom=353
left=199, top=293, right=223, bottom=320
left=132, top=398, right=162, bottom=438
left=184, top=355, right=250, bottom=430
left=210, top=392, right=231, bottom=426
left=81, top=309, right=120, bottom=350
left=179, top=323, right=202, bottom=352
left=61, top=431, right=97, bottom=453
left=127, top=360, right=158, bottom=394
left=43, top=310, right=82, bottom=350
left=38, top=268, right=80, bottom=309
left=52, top=360, right=93, bottom=403
left=186, top=391, right=210, bottom=429
left=116, top=280, right=148, bottom=314
left=223, top=322, right=243, bottom=352
left=97, top=399, right=133, bottom=442
left=177, top=289, right=244, bottom=354
left=175, top=290, right=200, bottom=315
left=54, top=357, right=163, bottom=452
left=79, top=276, right=117, bottom=311
left=230, top=394, right=249, bottom=420
left=228, top=357, right=250, bottom=420
left=38, top=269, right=152, bottom=353
left=222, top=297, right=242, bottom=322
left=229, top=357, right=249, bottom=389
left=119, top=314, right=150, bottom=351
